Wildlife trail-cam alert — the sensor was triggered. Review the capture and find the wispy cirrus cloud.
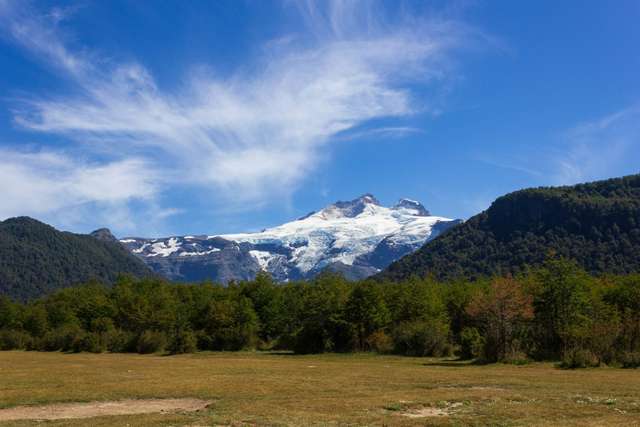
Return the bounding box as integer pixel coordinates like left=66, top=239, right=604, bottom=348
left=552, top=106, right=640, bottom=185
left=0, top=148, right=159, bottom=223
left=474, top=106, right=640, bottom=188
left=0, top=0, right=478, bottom=231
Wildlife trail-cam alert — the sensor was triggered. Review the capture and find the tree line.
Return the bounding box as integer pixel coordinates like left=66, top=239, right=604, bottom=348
left=0, top=258, right=639, bottom=368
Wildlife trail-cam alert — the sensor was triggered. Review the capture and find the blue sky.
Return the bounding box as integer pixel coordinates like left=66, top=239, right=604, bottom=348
left=0, top=0, right=639, bottom=237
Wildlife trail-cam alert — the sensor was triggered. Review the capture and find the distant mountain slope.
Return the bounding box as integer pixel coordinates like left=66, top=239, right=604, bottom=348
left=380, top=174, right=640, bottom=282
left=122, top=194, right=460, bottom=282
left=0, top=217, right=152, bottom=300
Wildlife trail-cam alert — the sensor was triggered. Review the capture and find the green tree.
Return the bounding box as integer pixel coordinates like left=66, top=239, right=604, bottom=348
left=345, top=282, right=390, bottom=351
left=532, top=258, right=592, bottom=358
left=202, top=297, right=258, bottom=350
left=23, top=304, right=49, bottom=338
left=0, top=296, right=22, bottom=330
left=240, top=272, right=284, bottom=343
left=112, top=278, right=177, bottom=333
left=289, top=273, right=351, bottom=354
left=604, top=274, right=640, bottom=354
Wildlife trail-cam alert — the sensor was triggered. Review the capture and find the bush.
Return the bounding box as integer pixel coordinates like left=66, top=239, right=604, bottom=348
left=103, top=329, right=137, bottom=353
left=0, top=329, right=32, bottom=350
left=293, top=324, right=329, bottom=354
left=392, top=320, right=450, bottom=357
left=169, top=329, right=197, bottom=354
left=90, top=317, right=115, bottom=333
left=78, top=332, right=106, bottom=353
left=459, top=327, right=484, bottom=360
left=136, top=330, right=168, bottom=354
left=502, top=349, right=530, bottom=365
left=39, top=325, right=85, bottom=352
left=366, top=330, right=394, bottom=354
left=620, top=351, right=640, bottom=368
left=439, top=342, right=455, bottom=358
left=561, top=348, right=600, bottom=369
left=195, top=330, right=214, bottom=351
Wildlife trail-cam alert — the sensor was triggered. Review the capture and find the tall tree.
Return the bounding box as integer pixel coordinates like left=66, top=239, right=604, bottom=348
left=345, top=282, right=390, bottom=351
left=467, top=276, right=533, bottom=361
left=532, top=258, right=592, bottom=358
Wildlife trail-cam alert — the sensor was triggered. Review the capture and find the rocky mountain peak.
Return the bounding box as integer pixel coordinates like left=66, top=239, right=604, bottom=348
left=328, top=194, right=381, bottom=218
left=90, top=228, right=118, bottom=242
left=393, top=198, right=431, bottom=216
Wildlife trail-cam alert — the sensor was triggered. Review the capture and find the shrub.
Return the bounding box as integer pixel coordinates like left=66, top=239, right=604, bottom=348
left=459, top=327, right=484, bottom=360
left=439, top=342, right=455, bottom=358
left=195, top=330, right=214, bottom=351
left=366, top=330, right=394, bottom=354
left=0, top=329, right=32, bottom=350
left=561, top=348, right=600, bottom=369
left=39, top=325, right=85, bottom=352
left=293, top=324, right=329, bottom=354
left=79, top=332, right=106, bottom=353
left=136, top=330, right=167, bottom=354
left=392, top=320, right=449, bottom=357
left=502, top=349, right=530, bottom=365
left=169, top=329, right=197, bottom=354
left=620, top=351, right=640, bottom=368
left=256, top=339, right=276, bottom=351
left=90, top=317, right=115, bottom=333
left=105, top=329, right=137, bottom=353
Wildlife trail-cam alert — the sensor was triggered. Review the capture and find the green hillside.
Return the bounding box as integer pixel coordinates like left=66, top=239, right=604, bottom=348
left=0, top=217, right=151, bottom=300
left=380, top=174, right=640, bottom=281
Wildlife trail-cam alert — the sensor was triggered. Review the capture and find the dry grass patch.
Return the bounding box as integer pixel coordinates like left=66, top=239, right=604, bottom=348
left=0, top=351, right=638, bottom=426
left=0, top=398, right=211, bottom=421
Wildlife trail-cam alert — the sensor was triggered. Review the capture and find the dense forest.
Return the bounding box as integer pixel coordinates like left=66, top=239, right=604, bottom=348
left=1, top=258, right=639, bottom=368
left=381, top=174, right=640, bottom=282
left=0, top=217, right=152, bottom=301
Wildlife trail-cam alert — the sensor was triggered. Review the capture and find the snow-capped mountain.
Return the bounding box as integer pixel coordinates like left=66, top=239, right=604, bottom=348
left=120, top=194, right=461, bottom=282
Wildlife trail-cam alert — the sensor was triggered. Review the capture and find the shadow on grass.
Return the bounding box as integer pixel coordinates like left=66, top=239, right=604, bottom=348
left=260, top=350, right=297, bottom=356
left=421, top=358, right=479, bottom=367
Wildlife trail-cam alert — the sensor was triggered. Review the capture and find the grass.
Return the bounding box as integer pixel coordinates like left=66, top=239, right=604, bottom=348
left=0, top=351, right=639, bottom=426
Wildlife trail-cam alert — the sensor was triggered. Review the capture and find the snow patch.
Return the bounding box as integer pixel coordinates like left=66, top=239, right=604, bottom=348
left=179, top=248, right=221, bottom=256
left=250, top=250, right=274, bottom=270
left=147, top=237, right=182, bottom=257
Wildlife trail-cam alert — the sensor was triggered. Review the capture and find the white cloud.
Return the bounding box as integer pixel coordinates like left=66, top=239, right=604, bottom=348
left=474, top=107, right=640, bottom=187
left=553, top=107, right=640, bottom=184
left=0, top=148, right=158, bottom=219
left=0, top=0, right=476, bottom=226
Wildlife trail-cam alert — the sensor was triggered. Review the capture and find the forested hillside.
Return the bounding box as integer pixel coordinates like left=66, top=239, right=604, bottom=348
left=0, top=217, right=151, bottom=300
left=380, top=174, right=640, bottom=282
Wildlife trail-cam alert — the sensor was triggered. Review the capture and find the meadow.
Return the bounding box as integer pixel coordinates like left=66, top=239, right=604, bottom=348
left=0, top=351, right=639, bottom=426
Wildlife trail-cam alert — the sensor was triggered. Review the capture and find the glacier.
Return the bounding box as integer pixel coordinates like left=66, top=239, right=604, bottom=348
left=120, top=194, right=461, bottom=283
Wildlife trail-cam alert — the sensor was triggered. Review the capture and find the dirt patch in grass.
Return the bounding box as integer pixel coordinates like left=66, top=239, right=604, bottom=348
left=389, top=401, right=464, bottom=418
left=401, top=407, right=449, bottom=418
left=0, top=398, right=211, bottom=421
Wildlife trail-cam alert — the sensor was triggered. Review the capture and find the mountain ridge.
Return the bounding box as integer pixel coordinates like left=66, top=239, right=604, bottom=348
left=0, top=217, right=153, bottom=300
left=121, top=194, right=460, bottom=283
left=378, top=174, right=640, bottom=282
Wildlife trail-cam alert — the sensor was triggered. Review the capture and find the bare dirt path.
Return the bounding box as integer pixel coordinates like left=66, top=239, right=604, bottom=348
left=0, top=398, right=211, bottom=421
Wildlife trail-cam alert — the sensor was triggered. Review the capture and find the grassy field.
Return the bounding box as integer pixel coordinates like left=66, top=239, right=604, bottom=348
left=0, top=351, right=639, bottom=426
